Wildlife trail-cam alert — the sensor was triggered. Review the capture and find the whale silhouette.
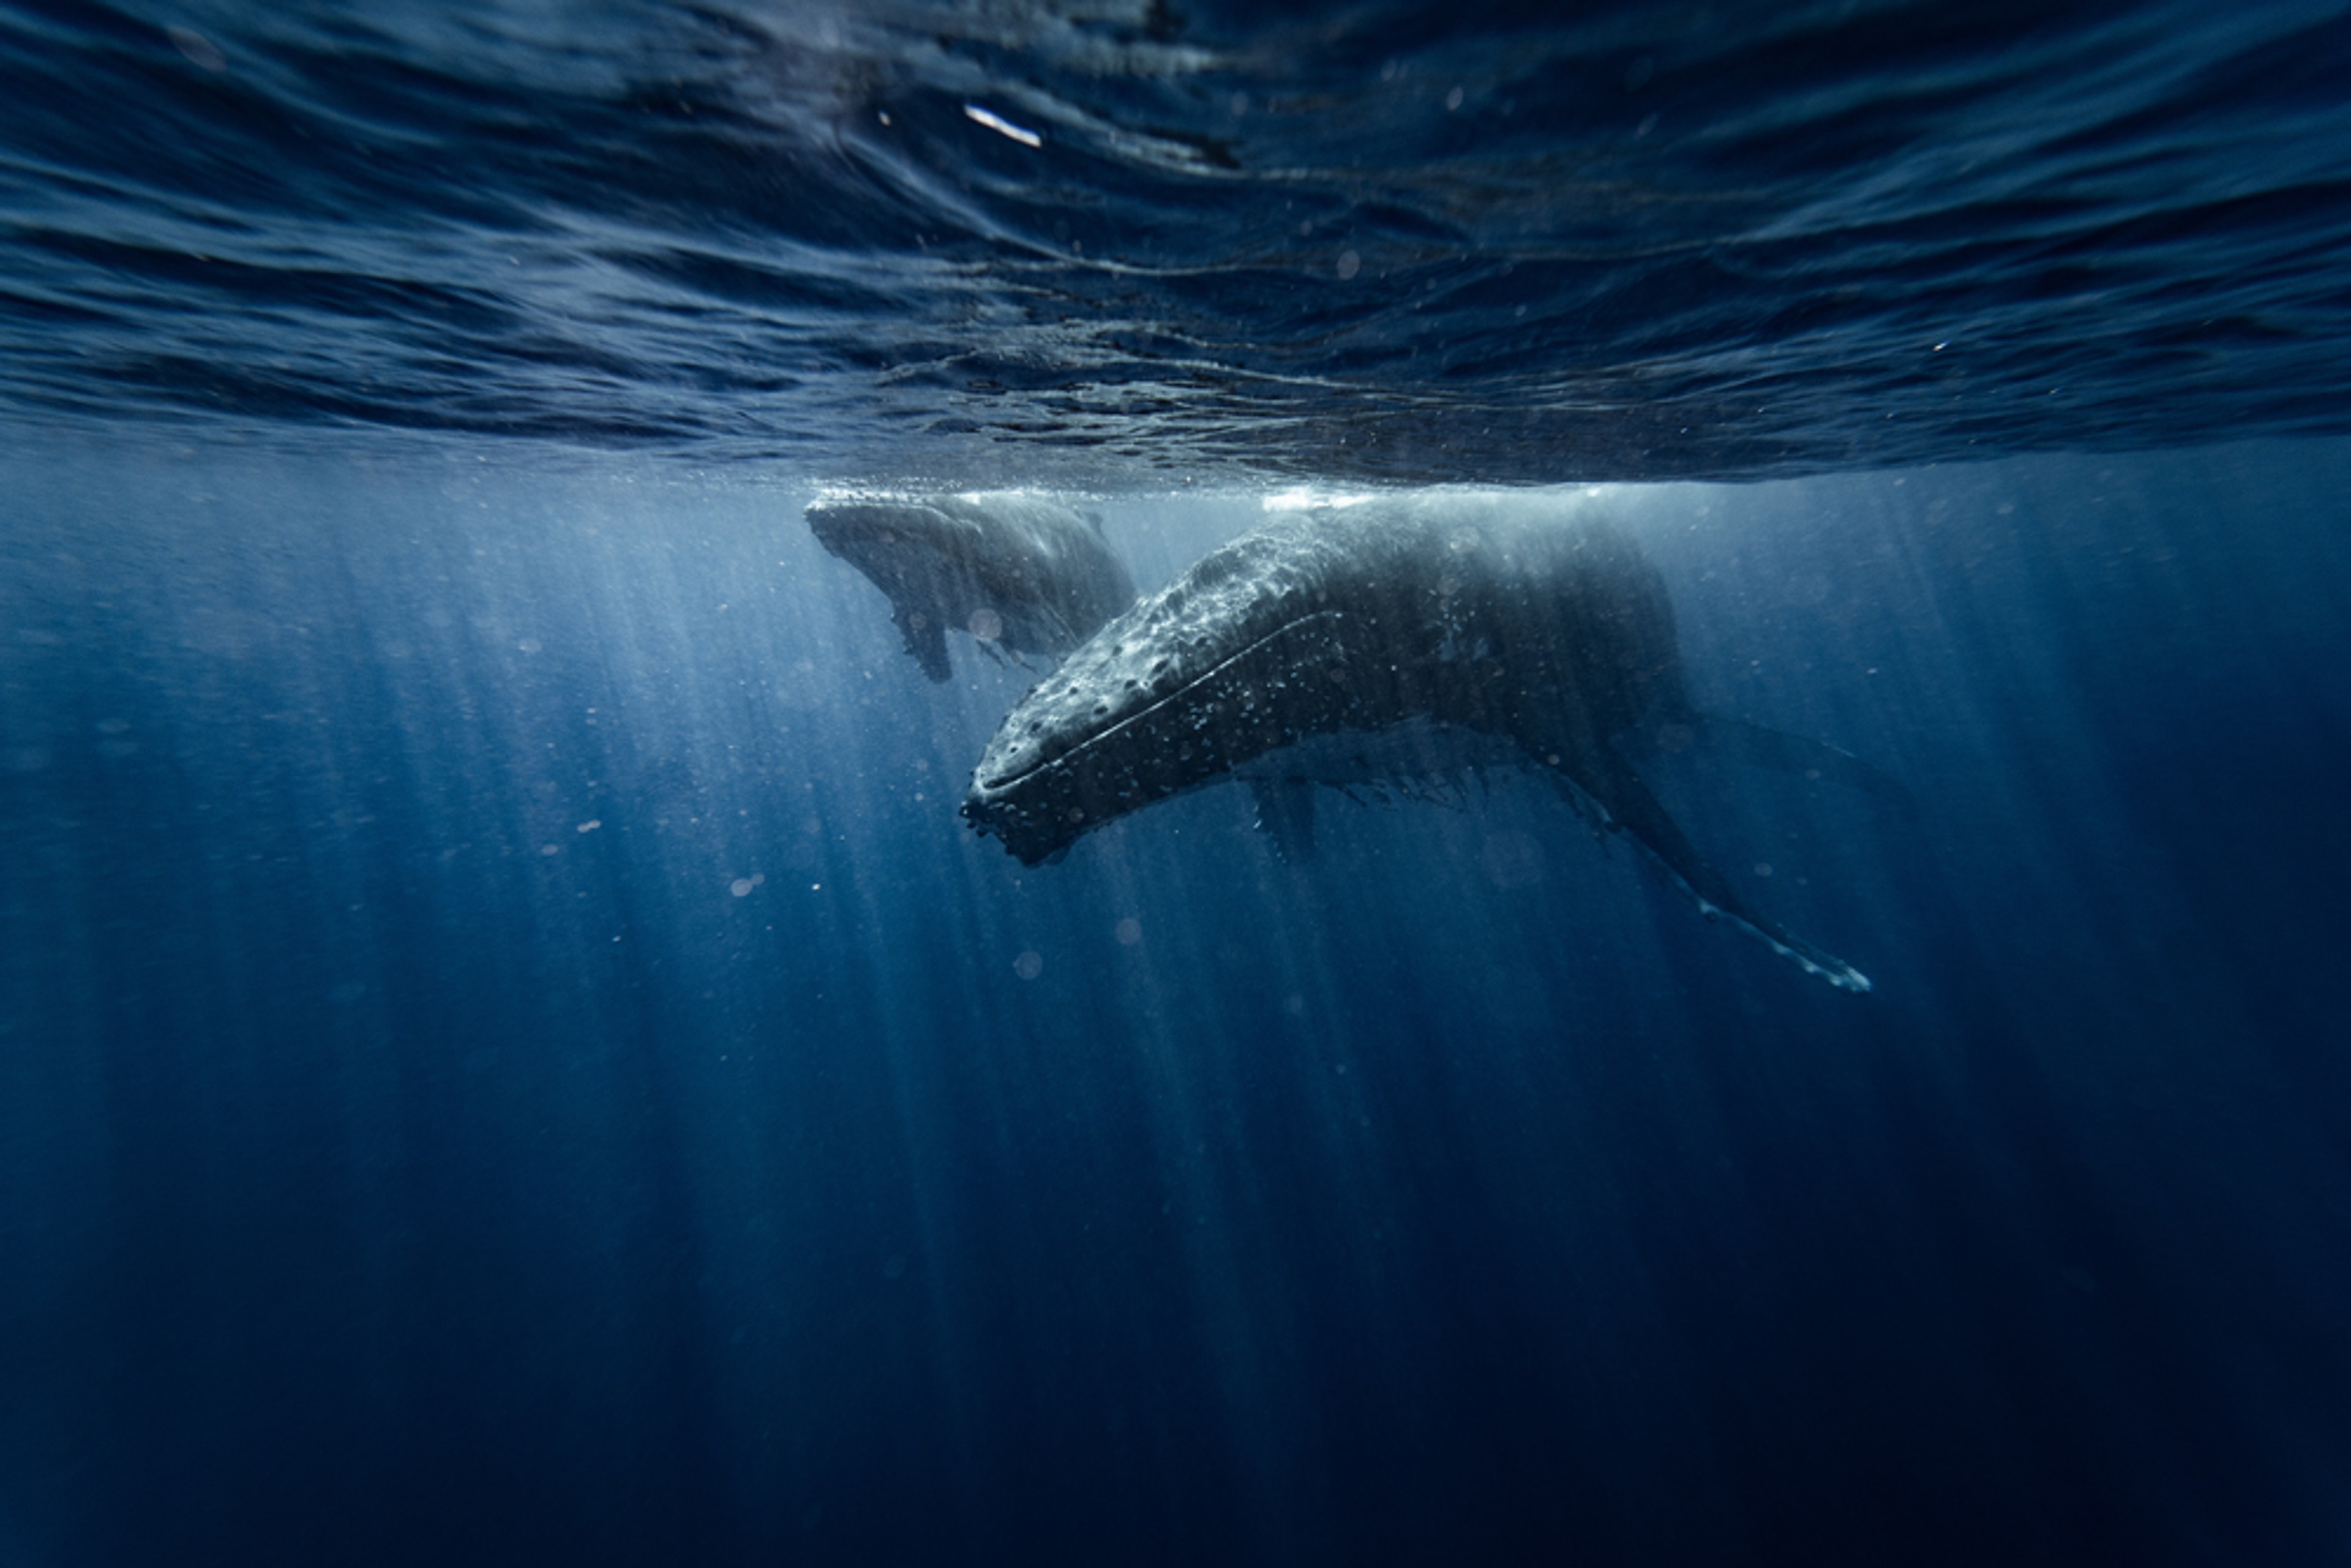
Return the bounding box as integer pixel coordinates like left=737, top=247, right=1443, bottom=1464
left=962, top=492, right=1899, bottom=991
left=807, top=492, right=1136, bottom=681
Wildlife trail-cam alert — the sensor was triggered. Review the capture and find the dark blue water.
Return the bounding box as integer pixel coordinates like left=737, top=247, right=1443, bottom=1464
left=4, top=4, right=2351, bottom=1566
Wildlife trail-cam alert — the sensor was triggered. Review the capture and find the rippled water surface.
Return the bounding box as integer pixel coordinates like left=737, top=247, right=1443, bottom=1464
left=5, top=0, right=2349, bottom=479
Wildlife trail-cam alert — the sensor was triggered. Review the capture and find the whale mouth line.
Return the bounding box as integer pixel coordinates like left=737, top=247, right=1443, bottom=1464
left=973, top=609, right=1341, bottom=797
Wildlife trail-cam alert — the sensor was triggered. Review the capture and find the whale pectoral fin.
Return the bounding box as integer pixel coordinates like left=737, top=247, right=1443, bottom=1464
left=895, top=606, right=952, bottom=682
left=1248, top=778, right=1318, bottom=864
left=1555, top=744, right=1872, bottom=993
left=1689, top=713, right=1918, bottom=815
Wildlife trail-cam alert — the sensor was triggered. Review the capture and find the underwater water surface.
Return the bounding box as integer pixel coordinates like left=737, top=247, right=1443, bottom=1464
left=3, top=2, right=2350, bottom=1565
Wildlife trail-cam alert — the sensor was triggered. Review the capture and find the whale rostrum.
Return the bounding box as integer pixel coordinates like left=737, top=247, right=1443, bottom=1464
left=806, top=492, right=1136, bottom=682
left=962, top=492, right=1894, bottom=992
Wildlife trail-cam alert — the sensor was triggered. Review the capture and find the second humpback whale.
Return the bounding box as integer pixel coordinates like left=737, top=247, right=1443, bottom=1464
left=962, top=492, right=1899, bottom=992
left=807, top=492, right=1136, bottom=681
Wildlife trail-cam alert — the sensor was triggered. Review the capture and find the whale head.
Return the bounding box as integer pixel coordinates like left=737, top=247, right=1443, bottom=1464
left=807, top=493, right=1137, bottom=682
left=961, top=508, right=1453, bottom=863
left=804, top=498, right=966, bottom=598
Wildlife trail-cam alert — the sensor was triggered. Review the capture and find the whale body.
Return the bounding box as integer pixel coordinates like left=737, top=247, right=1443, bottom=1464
left=806, top=493, right=1136, bottom=681
left=962, top=492, right=1890, bottom=992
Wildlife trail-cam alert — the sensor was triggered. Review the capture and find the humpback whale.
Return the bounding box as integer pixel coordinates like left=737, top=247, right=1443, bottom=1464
left=962, top=492, right=1895, bottom=992
left=806, top=493, right=1137, bottom=681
